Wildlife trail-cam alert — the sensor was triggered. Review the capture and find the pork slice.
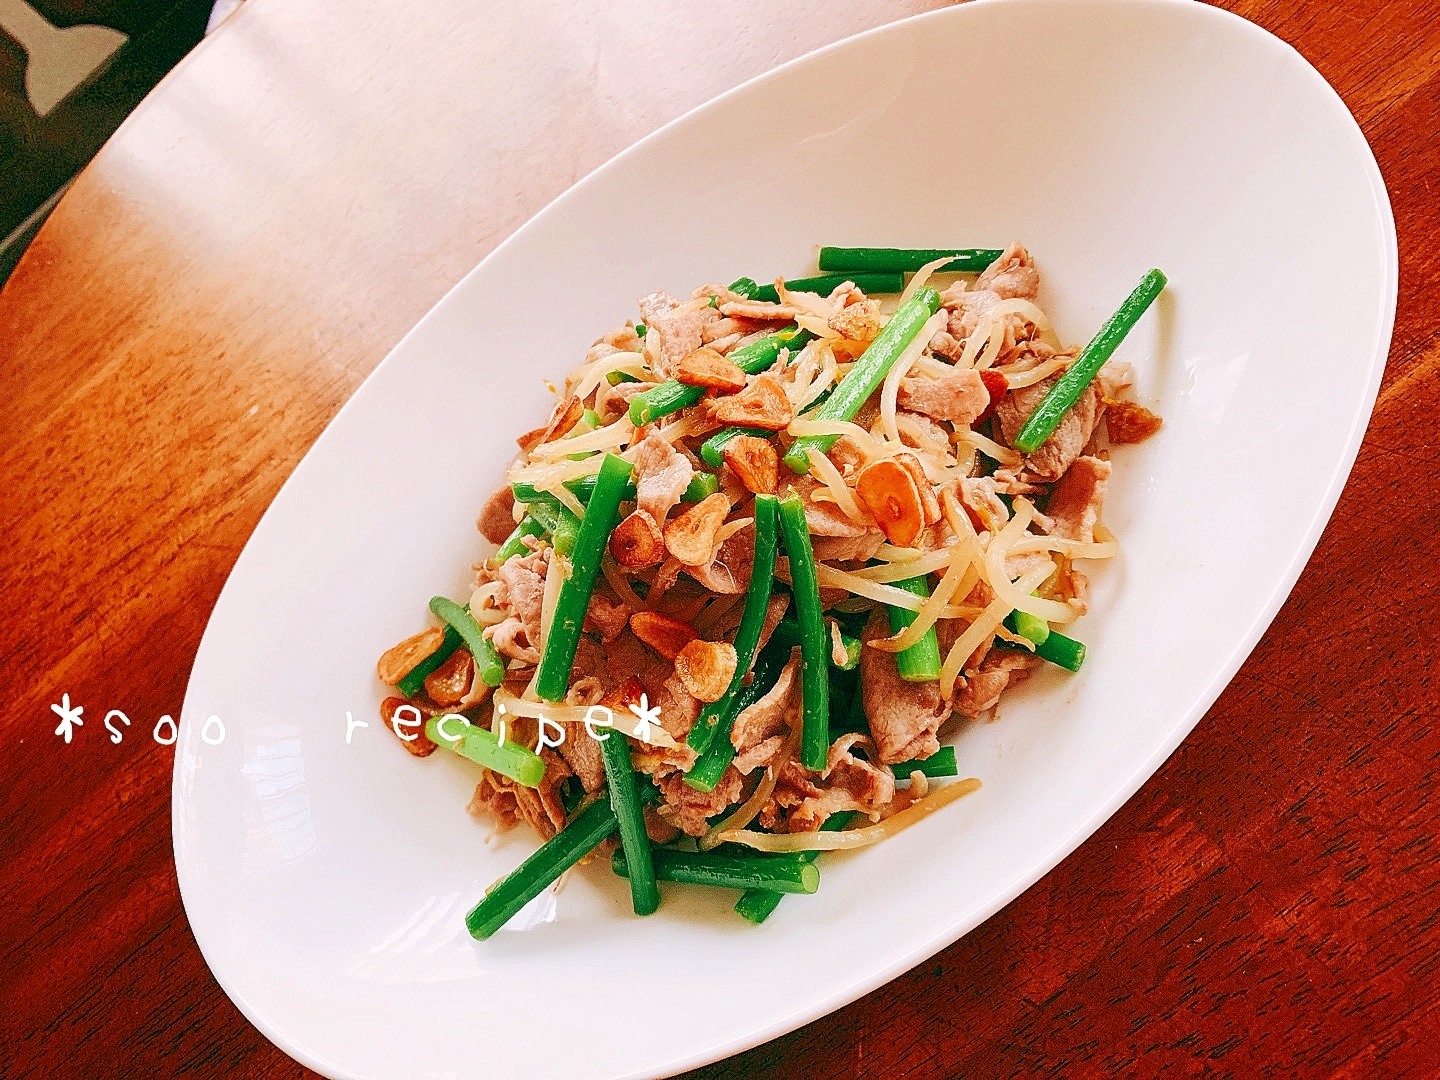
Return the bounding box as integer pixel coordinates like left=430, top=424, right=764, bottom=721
left=812, top=530, right=886, bottom=563
left=467, top=773, right=520, bottom=831
left=897, top=367, right=990, bottom=426
left=991, top=467, right=1044, bottom=496
left=583, top=587, right=631, bottom=643
left=753, top=593, right=792, bottom=653
left=648, top=300, right=722, bottom=377
left=594, top=377, right=654, bottom=425
left=657, top=671, right=702, bottom=741
left=717, top=299, right=803, bottom=321
left=783, top=477, right=870, bottom=538
left=477, top=486, right=517, bottom=545
left=929, top=329, right=966, bottom=363
left=703, top=316, right=750, bottom=344
left=827, top=435, right=866, bottom=475
left=568, top=635, right=608, bottom=688
left=860, top=610, right=950, bottom=764
left=958, top=476, right=1010, bottom=535
left=1046, top=455, right=1111, bottom=544
left=995, top=375, right=1104, bottom=482
left=638, top=290, right=680, bottom=324
left=974, top=242, right=1040, bottom=300
left=787, top=734, right=896, bottom=831
left=487, top=618, right=539, bottom=664
left=557, top=722, right=606, bottom=792
left=954, top=668, right=1014, bottom=719
left=518, top=750, right=574, bottom=839
left=945, top=287, right=1000, bottom=342
left=482, top=546, right=549, bottom=662
left=733, top=734, right=788, bottom=776
left=731, top=655, right=799, bottom=754
left=761, top=754, right=822, bottom=830
left=686, top=520, right=753, bottom=595
left=896, top=410, right=950, bottom=451
left=477, top=750, right=573, bottom=840
left=599, top=629, right=674, bottom=701
left=630, top=433, right=694, bottom=525
left=657, top=766, right=745, bottom=836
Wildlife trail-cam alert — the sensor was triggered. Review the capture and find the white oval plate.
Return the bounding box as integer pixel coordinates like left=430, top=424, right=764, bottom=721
left=174, top=1, right=1395, bottom=1077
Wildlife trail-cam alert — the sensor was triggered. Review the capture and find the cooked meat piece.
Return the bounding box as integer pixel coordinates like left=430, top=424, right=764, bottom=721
left=827, top=434, right=867, bottom=475
left=630, top=432, right=694, bottom=525
left=685, top=520, right=753, bottom=594
left=731, top=655, right=799, bottom=754
left=598, top=629, right=675, bottom=701
left=812, top=530, right=886, bottom=563
left=656, top=766, right=745, bottom=836
left=1105, top=400, right=1163, bottom=444
left=717, top=299, right=803, bottom=321
left=477, top=486, right=517, bottom=545
left=753, top=593, right=792, bottom=653
left=860, top=610, right=950, bottom=763
left=974, top=242, right=1040, bottom=300
left=1046, top=455, right=1111, bottom=544
left=583, top=588, right=632, bottom=643
left=828, top=298, right=882, bottom=341
left=895, top=409, right=949, bottom=451
left=644, top=805, right=680, bottom=845
left=928, top=329, right=965, bottom=363
left=638, top=289, right=679, bottom=323
left=991, top=467, right=1044, bottom=496
left=941, top=285, right=998, bottom=340
left=514, top=751, right=574, bottom=839
left=953, top=669, right=1010, bottom=718
left=733, top=734, right=788, bottom=775
left=488, top=619, right=538, bottom=664
left=557, top=722, right=606, bottom=792
left=482, top=546, right=549, bottom=662
left=783, top=477, right=870, bottom=538
left=953, top=648, right=1039, bottom=719
left=467, top=772, right=520, bottom=831
left=958, top=476, right=1010, bottom=535
left=473, top=751, right=573, bottom=840
left=644, top=295, right=722, bottom=377
left=657, top=671, right=702, bottom=742
left=703, top=316, right=750, bottom=343
left=788, top=733, right=896, bottom=831
left=897, top=367, right=990, bottom=426
left=594, top=377, right=654, bottom=425
left=995, top=375, right=1105, bottom=482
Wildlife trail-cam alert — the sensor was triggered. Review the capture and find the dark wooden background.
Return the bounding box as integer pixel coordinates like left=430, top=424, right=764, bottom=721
left=1, top=0, right=1436, bottom=1075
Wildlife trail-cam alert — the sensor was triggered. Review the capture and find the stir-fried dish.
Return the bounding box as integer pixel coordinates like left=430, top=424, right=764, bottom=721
left=375, top=245, right=1165, bottom=936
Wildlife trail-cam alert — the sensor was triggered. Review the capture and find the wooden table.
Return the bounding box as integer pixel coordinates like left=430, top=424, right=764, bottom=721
left=1, top=0, right=1436, bottom=1075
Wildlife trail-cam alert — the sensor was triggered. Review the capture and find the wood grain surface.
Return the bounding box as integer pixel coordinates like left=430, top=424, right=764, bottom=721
left=1, top=0, right=1436, bottom=1076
